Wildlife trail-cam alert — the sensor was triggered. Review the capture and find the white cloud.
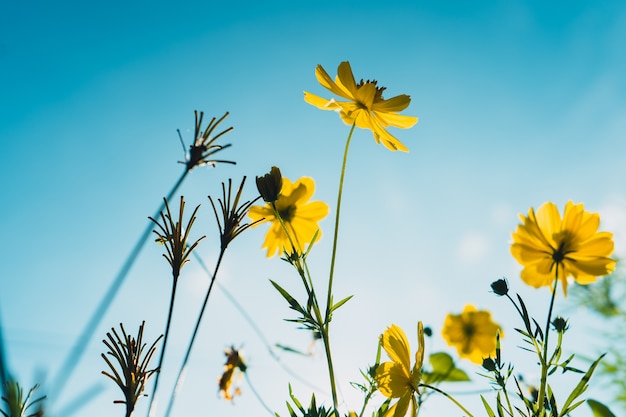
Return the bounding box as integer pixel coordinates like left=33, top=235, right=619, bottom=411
left=457, top=232, right=490, bottom=264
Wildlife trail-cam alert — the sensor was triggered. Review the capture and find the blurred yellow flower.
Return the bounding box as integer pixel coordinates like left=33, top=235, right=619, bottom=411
left=249, top=176, right=329, bottom=258
left=375, top=322, right=425, bottom=417
left=218, top=347, right=247, bottom=401
left=442, top=305, right=501, bottom=365
left=510, top=201, right=616, bottom=295
left=304, top=61, right=418, bottom=152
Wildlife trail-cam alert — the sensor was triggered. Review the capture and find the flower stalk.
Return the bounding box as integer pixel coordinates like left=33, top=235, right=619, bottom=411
left=146, top=196, right=204, bottom=417
left=101, top=322, right=162, bottom=417
left=163, top=178, right=259, bottom=417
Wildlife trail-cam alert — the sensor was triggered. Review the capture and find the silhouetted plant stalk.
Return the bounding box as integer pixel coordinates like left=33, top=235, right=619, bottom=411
left=50, top=111, right=235, bottom=403
left=101, top=322, right=162, bottom=417
left=146, top=196, right=204, bottom=417
left=163, top=177, right=261, bottom=417
left=1, top=381, right=45, bottom=417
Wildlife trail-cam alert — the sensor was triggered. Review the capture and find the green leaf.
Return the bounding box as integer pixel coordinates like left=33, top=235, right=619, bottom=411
left=423, top=352, right=470, bottom=383
left=588, top=399, right=617, bottom=417
left=481, top=395, right=496, bottom=417
left=560, top=353, right=606, bottom=416
left=270, top=280, right=304, bottom=312
left=330, top=295, right=353, bottom=313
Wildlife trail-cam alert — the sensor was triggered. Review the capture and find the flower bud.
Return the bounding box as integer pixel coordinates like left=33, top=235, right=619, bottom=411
left=482, top=357, right=497, bottom=372
left=552, top=316, right=569, bottom=333
left=256, top=166, right=283, bottom=203
left=490, top=278, right=509, bottom=296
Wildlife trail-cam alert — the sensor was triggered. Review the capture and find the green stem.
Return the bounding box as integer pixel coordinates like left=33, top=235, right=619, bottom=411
left=320, top=326, right=339, bottom=413
left=420, top=383, right=474, bottom=417
left=325, top=122, right=356, bottom=321
left=536, top=267, right=560, bottom=411
left=270, top=204, right=337, bottom=408
left=271, top=204, right=311, bottom=295
left=322, top=123, right=357, bottom=413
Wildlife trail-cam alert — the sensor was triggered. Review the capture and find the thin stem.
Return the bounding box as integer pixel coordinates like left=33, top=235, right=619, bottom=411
left=146, top=275, right=180, bottom=417
left=320, top=123, right=356, bottom=413
left=270, top=203, right=311, bottom=295
left=191, top=251, right=329, bottom=395
left=319, top=326, right=339, bottom=412
left=536, top=267, right=560, bottom=411
left=420, top=383, right=475, bottom=417
left=163, top=248, right=227, bottom=417
left=243, top=373, right=274, bottom=416
left=50, top=170, right=189, bottom=401
left=325, top=123, right=356, bottom=321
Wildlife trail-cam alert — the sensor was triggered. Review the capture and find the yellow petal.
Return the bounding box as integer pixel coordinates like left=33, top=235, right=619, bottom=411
left=373, top=94, right=412, bottom=112
left=303, top=92, right=342, bottom=111
left=315, top=64, right=353, bottom=100
left=368, top=117, right=409, bottom=152
left=375, top=111, right=419, bottom=129
left=353, top=82, right=377, bottom=109
left=248, top=205, right=274, bottom=223
left=335, top=61, right=359, bottom=97
left=375, top=362, right=411, bottom=398
left=381, top=324, right=412, bottom=373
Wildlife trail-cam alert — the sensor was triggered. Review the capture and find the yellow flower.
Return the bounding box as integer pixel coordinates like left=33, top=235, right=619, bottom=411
left=248, top=176, right=329, bottom=258
left=510, top=201, right=616, bottom=295
left=442, top=305, right=501, bottom=365
left=375, top=322, right=425, bottom=417
left=304, top=61, right=418, bottom=152
left=218, top=347, right=247, bottom=401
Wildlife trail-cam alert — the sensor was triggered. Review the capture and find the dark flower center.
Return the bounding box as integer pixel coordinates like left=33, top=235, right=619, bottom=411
left=463, top=323, right=476, bottom=338
left=278, top=205, right=296, bottom=222
left=357, top=79, right=387, bottom=102
left=551, top=230, right=575, bottom=264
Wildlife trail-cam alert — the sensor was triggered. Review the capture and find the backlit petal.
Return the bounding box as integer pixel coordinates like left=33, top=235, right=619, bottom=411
left=381, top=324, right=411, bottom=374
left=314, top=64, right=353, bottom=99
left=375, top=362, right=410, bottom=398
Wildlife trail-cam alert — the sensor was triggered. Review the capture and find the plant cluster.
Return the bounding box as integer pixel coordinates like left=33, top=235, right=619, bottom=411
left=2, top=61, right=620, bottom=417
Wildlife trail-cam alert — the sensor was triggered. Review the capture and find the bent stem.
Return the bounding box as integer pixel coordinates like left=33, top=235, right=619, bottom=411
left=163, top=249, right=227, bottom=417
left=420, top=383, right=474, bottom=417
left=536, top=267, right=560, bottom=411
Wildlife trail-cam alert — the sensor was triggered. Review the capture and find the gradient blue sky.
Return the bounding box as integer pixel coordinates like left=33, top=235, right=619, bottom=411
left=2, top=1, right=626, bottom=416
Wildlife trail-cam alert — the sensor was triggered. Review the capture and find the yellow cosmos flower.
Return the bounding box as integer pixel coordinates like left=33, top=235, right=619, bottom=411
left=442, top=305, right=501, bottom=365
left=510, top=201, right=616, bottom=295
left=304, top=61, right=418, bottom=152
left=248, top=176, right=329, bottom=258
left=375, top=322, right=425, bottom=417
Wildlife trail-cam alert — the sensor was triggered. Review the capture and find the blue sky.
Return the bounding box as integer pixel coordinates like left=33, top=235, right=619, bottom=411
left=2, top=1, right=626, bottom=416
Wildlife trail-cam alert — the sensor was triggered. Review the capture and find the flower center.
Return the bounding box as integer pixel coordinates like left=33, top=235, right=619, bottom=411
left=278, top=205, right=296, bottom=222
left=463, top=323, right=476, bottom=338
left=551, top=230, right=575, bottom=264
left=357, top=79, right=387, bottom=102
